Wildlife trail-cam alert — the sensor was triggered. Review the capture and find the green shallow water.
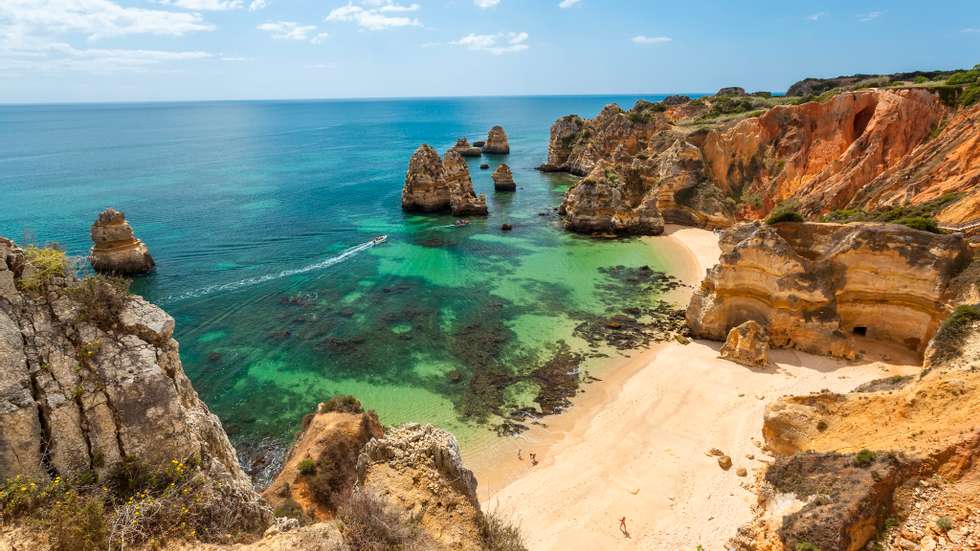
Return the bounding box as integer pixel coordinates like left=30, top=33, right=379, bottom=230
left=0, top=96, right=683, bottom=463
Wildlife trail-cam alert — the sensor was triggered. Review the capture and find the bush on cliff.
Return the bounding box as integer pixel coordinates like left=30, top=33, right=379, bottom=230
left=18, top=245, right=68, bottom=293
left=890, top=216, right=941, bottom=233
left=68, top=275, right=131, bottom=329
left=929, top=304, right=980, bottom=365
left=480, top=510, right=529, bottom=551
left=766, top=204, right=805, bottom=224
left=338, top=489, right=433, bottom=551
left=320, top=394, right=364, bottom=414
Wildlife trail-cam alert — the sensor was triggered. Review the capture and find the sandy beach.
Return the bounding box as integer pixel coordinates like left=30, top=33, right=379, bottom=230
left=471, top=225, right=921, bottom=550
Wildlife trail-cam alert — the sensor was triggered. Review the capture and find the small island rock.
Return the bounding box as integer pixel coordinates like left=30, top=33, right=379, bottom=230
left=88, top=208, right=155, bottom=275
left=492, top=163, right=517, bottom=191
left=451, top=137, right=482, bottom=157
left=482, top=125, right=510, bottom=154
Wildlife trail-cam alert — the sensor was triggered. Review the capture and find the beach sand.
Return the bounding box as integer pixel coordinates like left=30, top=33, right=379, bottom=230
left=470, top=225, right=921, bottom=550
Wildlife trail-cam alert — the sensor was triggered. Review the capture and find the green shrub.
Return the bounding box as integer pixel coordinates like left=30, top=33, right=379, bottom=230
left=890, top=216, right=941, bottom=233
left=766, top=203, right=805, bottom=224
left=961, top=83, right=980, bottom=107
left=937, top=516, right=953, bottom=532
left=854, top=449, right=876, bottom=467
left=946, top=69, right=979, bottom=86
left=338, top=489, right=431, bottom=551
left=796, top=542, right=821, bottom=551
left=479, top=511, right=529, bottom=551
left=43, top=490, right=108, bottom=551
left=914, top=75, right=929, bottom=84
left=929, top=304, right=980, bottom=364
left=18, top=245, right=68, bottom=293
left=297, top=458, right=316, bottom=476
left=273, top=496, right=309, bottom=523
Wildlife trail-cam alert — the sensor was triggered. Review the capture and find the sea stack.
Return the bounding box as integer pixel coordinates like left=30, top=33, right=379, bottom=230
left=451, top=137, right=482, bottom=157
left=492, top=164, right=517, bottom=191
left=482, top=125, right=510, bottom=154
left=88, top=208, right=155, bottom=275
left=401, top=145, right=487, bottom=216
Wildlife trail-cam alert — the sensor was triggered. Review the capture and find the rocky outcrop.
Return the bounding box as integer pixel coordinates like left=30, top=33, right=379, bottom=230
left=786, top=70, right=961, bottom=97
left=559, top=160, right=665, bottom=235
left=719, top=320, right=769, bottom=367
left=542, top=86, right=978, bottom=235
left=262, top=404, right=383, bottom=521
left=687, top=222, right=971, bottom=360
left=0, top=237, right=268, bottom=525
left=355, top=423, right=483, bottom=551
left=662, top=94, right=691, bottom=105
left=491, top=163, right=516, bottom=191
left=401, top=145, right=487, bottom=216
left=734, top=312, right=980, bottom=551
left=450, top=137, right=482, bottom=157
left=482, top=125, right=510, bottom=154
left=717, top=86, right=747, bottom=96
left=88, top=208, right=155, bottom=275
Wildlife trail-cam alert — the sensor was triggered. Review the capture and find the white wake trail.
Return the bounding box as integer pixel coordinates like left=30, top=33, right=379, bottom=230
left=160, top=239, right=377, bottom=304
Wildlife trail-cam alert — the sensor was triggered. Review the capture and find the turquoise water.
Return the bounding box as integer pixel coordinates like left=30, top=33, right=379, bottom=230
left=0, top=96, right=679, bottom=456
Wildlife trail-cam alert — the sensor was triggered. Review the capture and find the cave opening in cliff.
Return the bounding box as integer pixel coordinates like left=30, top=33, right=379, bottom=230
left=852, top=326, right=868, bottom=337
left=852, top=105, right=876, bottom=140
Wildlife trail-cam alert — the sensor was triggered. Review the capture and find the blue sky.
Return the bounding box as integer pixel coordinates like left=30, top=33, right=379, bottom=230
left=1, top=0, right=978, bottom=103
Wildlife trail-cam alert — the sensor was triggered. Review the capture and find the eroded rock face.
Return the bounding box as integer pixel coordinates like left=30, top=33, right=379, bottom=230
left=719, top=320, right=769, bottom=367
left=560, top=160, right=664, bottom=235
left=401, top=145, right=487, bottom=216
left=450, top=137, right=482, bottom=158
left=88, top=208, right=155, bottom=275
left=687, top=222, right=971, bottom=360
left=492, top=163, right=516, bottom=191
left=0, top=237, right=269, bottom=527
left=355, top=423, right=482, bottom=551
left=482, top=125, right=510, bottom=154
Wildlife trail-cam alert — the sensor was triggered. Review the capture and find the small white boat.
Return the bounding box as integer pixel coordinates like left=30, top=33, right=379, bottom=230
left=372, top=235, right=388, bottom=245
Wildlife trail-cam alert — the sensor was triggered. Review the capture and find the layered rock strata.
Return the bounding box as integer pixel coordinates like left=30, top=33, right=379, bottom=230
left=401, top=145, right=487, bottom=216
left=719, top=320, right=770, bottom=367
left=482, top=125, right=510, bottom=154
left=0, top=237, right=268, bottom=525
left=686, top=222, right=971, bottom=360
left=491, top=163, right=516, bottom=191
left=88, top=208, right=155, bottom=275
left=450, top=137, right=482, bottom=157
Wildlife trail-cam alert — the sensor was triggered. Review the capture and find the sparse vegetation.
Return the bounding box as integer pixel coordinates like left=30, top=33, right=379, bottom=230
left=854, top=449, right=876, bottom=467
left=936, top=516, right=953, bottom=532
left=819, top=192, right=962, bottom=233
left=890, top=216, right=940, bottom=233
left=18, top=245, right=68, bottom=293
left=67, top=275, right=131, bottom=329
left=479, top=510, right=529, bottom=551
left=318, top=395, right=364, bottom=415
left=337, top=489, right=432, bottom=551
left=796, top=542, right=821, bottom=551
left=297, top=458, right=316, bottom=476
left=766, top=202, right=805, bottom=224
left=929, top=304, right=980, bottom=364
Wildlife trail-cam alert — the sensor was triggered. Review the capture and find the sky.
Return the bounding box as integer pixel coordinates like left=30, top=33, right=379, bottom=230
left=0, top=0, right=978, bottom=103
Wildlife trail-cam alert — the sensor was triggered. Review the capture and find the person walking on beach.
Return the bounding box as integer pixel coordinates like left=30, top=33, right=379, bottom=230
left=518, top=448, right=523, bottom=461
left=619, top=516, right=629, bottom=538
left=529, top=452, right=538, bottom=466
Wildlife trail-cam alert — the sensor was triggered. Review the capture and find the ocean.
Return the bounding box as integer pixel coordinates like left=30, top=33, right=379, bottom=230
left=0, top=95, right=684, bottom=462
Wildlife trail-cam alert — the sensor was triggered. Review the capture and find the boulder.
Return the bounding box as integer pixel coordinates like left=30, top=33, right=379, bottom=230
left=450, top=137, right=482, bottom=157
left=662, top=94, right=692, bottom=105
left=401, top=145, right=487, bottom=216
left=716, top=86, right=747, bottom=96
left=479, top=163, right=490, bottom=170
left=482, top=125, right=510, bottom=154
left=88, top=208, right=155, bottom=275
left=719, top=320, right=770, bottom=367
left=491, top=163, right=516, bottom=191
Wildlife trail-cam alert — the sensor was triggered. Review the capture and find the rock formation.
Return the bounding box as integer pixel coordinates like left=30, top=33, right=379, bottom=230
left=401, top=145, right=487, bottom=216
left=786, top=69, right=961, bottom=97
left=733, top=308, right=980, bottom=551
left=662, top=94, right=691, bottom=105
left=88, top=208, right=155, bottom=275
left=542, top=86, right=979, bottom=236
left=719, top=320, right=769, bottom=367
left=450, top=137, right=482, bottom=157
left=0, top=237, right=269, bottom=526
left=355, top=423, right=483, bottom=551
left=716, top=86, right=747, bottom=96
left=482, top=125, right=510, bottom=154
left=492, top=163, right=516, bottom=191
left=687, top=222, right=971, bottom=360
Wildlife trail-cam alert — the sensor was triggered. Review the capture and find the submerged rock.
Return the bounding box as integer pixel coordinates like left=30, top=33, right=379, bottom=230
left=491, top=163, right=516, bottom=191
left=401, top=145, right=487, bottom=216
left=720, top=320, right=770, bottom=367
left=482, top=125, right=510, bottom=154
left=88, top=208, right=155, bottom=275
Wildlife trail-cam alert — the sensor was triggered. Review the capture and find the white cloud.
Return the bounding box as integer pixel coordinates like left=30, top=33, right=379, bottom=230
left=807, top=12, right=826, bottom=21
left=474, top=0, right=500, bottom=7
left=451, top=31, right=528, bottom=54
left=248, top=0, right=268, bottom=11
left=858, top=11, right=882, bottom=22
left=558, top=0, right=580, bottom=8
left=257, top=21, right=328, bottom=43
left=325, top=2, right=421, bottom=30
left=631, top=35, right=671, bottom=45
left=0, top=0, right=215, bottom=40
left=157, top=0, right=243, bottom=11
left=962, top=27, right=980, bottom=33
left=0, top=38, right=211, bottom=72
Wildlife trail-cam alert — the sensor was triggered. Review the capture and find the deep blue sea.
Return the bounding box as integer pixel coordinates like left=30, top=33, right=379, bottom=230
left=0, top=95, right=684, bottom=459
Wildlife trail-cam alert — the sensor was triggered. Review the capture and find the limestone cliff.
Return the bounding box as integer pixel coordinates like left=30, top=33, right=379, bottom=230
left=0, top=237, right=269, bottom=533
left=543, top=86, right=979, bottom=235
left=401, top=145, right=488, bottom=216
left=686, top=222, right=971, bottom=360
left=88, top=208, right=155, bottom=275
left=491, top=163, right=516, bottom=191
left=482, top=125, right=510, bottom=154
